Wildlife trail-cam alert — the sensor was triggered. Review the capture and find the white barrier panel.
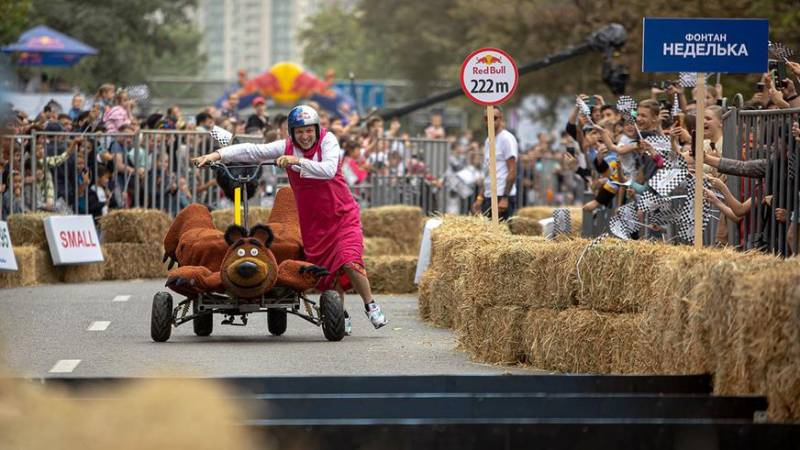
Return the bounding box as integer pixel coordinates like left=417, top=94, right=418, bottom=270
left=414, top=218, right=443, bottom=285
left=0, top=221, right=18, bottom=271
left=43, top=216, right=104, bottom=265
left=539, top=217, right=555, bottom=240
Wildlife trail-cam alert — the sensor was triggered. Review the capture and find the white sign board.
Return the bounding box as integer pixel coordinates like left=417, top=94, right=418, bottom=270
left=0, top=221, right=18, bottom=271
left=43, top=216, right=104, bottom=265
left=460, top=48, right=519, bottom=106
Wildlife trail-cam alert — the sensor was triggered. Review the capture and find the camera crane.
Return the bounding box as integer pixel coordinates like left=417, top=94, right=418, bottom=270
left=378, top=23, right=629, bottom=120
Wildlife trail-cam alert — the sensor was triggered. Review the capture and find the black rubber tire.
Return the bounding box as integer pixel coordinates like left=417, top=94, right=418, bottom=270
left=193, top=301, right=213, bottom=337
left=151, top=292, right=173, bottom=342
left=320, top=290, right=345, bottom=342
left=267, top=309, right=288, bottom=336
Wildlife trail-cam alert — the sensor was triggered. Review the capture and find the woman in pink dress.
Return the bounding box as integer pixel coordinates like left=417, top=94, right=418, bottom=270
left=193, top=105, right=387, bottom=332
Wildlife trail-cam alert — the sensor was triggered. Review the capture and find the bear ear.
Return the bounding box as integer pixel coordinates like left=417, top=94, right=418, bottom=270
left=224, top=225, right=248, bottom=246
left=249, top=224, right=274, bottom=248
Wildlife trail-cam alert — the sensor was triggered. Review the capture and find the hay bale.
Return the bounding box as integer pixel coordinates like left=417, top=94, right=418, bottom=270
left=364, top=255, right=417, bottom=294
left=643, top=247, right=776, bottom=373
left=517, top=206, right=582, bottom=235
left=361, top=205, right=423, bottom=253
left=516, top=206, right=555, bottom=221
left=103, top=243, right=167, bottom=280
left=0, top=246, right=61, bottom=288
left=522, top=308, right=657, bottom=374
left=574, top=239, right=667, bottom=313
left=62, top=261, right=105, bottom=283
left=99, top=209, right=172, bottom=244
left=211, top=207, right=272, bottom=232
left=0, top=377, right=261, bottom=450
left=507, top=216, right=542, bottom=236
left=7, top=213, right=54, bottom=249
left=469, top=236, right=576, bottom=310
left=717, top=263, right=800, bottom=420
left=363, top=237, right=403, bottom=256
left=458, top=305, right=528, bottom=365
left=425, top=215, right=521, bottom=329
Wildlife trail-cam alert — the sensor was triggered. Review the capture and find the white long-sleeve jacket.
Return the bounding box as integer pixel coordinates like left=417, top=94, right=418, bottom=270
left=217, top=133, right=341, bottom=180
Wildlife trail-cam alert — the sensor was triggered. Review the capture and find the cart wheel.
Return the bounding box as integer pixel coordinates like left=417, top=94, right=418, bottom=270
left=151, top=292, right=173, bottom=342
left=320, top=290, right=345, bottom=342
left=193, top=301, right=213, bottom=337
left=267, top=309, right=287, bottom=336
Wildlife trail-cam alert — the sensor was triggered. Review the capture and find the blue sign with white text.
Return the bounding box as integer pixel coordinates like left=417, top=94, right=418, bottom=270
left=642, top=18, right=768, bottom=73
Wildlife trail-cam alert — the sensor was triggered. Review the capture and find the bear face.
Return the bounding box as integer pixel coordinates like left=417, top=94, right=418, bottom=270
left=220, top=224, right=279, bottom=299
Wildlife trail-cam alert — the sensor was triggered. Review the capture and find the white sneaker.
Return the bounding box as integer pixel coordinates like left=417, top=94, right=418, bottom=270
left=366, top=302, right=388, bottom=329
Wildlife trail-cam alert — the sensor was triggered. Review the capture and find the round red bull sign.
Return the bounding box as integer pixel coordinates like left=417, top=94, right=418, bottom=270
left=460, top=48, right=518, bottom=105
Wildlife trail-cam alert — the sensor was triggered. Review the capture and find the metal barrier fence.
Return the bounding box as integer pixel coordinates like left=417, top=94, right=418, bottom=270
left=722, top=104, right=800, bottom=256
left=0, top=131, right=452, bottom=220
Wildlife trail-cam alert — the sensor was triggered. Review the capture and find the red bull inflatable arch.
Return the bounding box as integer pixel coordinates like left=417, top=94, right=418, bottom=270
left=215, top=62, right=357, bottom=122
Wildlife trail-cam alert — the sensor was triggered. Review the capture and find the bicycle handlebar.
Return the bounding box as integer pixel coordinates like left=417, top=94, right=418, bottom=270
left=204, top=161, right=276, bottom=184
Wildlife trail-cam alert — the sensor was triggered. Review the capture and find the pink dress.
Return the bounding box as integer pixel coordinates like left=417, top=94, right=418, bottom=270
left=283, top=128, right=365, bottom=291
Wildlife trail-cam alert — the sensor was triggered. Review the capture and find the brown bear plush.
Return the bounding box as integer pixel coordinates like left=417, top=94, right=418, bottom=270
left=163, top=187, right=326, bottom=299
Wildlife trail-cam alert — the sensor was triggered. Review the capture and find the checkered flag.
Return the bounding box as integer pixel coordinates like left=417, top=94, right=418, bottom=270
left=647, top=167, right=688, bottom=197
left=679, top=72, right=697, bottom=88
left=636, top=189, right=670, bottom=214
left=675, top=177, right=714, bottom=242
left=553, top=208, right=572, bottom=236
left=769, top=41, right=794, bottom=62
left=125, top=84, right=150, bottom=103
left=608, top=202, right=639, bottom=240
left=576, top=97, right=594, bottom=124
left=210, top=125, right=233, bottom=147
left=616, top=95, right=636, bottom=114
left=646, top=135, right=672, bottom=158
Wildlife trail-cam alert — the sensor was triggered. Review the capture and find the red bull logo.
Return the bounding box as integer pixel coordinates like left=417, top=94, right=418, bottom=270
left=476, top=54, right=502, bottom=65
left=236, top=62, right=335, bottom=105
left=473, top=54, right=506, bottom=75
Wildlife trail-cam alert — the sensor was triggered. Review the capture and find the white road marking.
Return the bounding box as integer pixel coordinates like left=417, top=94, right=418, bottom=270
left=112, top=295, right=130, bottom=302
left=49, top=359, right=81, bottom=374
left=87, top=321, right=110, bottom=331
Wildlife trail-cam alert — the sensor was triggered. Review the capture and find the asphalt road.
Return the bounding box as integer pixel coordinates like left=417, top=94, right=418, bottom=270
left=0, top=280, right=534, bottom=377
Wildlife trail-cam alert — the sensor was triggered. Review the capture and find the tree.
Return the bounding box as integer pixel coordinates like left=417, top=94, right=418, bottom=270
left=13, top=0, right=204, bottom=92
left=303, top=0, right=800, bottom=103
left=0, top=0, right=32, bottom=47
left=301, top=5, right=385, bottom=80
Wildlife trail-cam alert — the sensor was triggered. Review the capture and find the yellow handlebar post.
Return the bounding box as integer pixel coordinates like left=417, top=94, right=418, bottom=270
left=234, top=186, right=242, bottom=226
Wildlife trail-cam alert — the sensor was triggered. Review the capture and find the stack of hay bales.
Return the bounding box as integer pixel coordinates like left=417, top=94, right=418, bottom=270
left=0, top=246, right=61, bottom=288
left=211, top=207, right=272, bottom=232
left=7, top=213, right=54, bottom=249
left=1, top=214, right=62, bottom=287
left=418, top=215, right=800, bottom=420
left=360, top=205, right=424, bottom=294
left=99, top=209, right=171, bottom=280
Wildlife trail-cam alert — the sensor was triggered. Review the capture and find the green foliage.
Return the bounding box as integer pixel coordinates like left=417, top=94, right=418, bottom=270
left=302, top=0, right=800, bottom=102
left=0, top=0, right=33, bottom=46
left=6, top=0, right=203, bottom=91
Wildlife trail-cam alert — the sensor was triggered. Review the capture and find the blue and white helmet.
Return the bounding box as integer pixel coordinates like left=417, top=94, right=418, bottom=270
left=287, top=105, right=320, bottom=148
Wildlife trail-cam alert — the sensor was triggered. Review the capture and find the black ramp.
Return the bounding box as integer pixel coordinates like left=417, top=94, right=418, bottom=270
left=38, top=374, right=714, bottom=395
left=239, top=393, right=766, bottom=421
left=245, top=422, right=800, bottom=450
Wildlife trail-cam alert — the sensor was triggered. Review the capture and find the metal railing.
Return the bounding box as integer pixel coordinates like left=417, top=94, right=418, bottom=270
left=722, top=105, right=800, bottom=256
left=0, top=131, right=452, bottom=220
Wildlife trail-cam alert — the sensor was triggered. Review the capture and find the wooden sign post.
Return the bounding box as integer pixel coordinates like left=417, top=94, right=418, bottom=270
left=460, top=48, right=519, bottom=225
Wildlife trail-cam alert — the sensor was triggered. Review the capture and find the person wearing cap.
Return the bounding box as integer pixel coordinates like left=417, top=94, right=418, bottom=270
left=245, top=96, right=269, bottom=133
left=192, top=104, right=388, bottom=333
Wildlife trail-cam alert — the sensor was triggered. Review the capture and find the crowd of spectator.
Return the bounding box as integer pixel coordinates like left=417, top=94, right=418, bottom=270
left=558, top=62, right=800, bottom=255
left=3, top=61, right=799, bottom=255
